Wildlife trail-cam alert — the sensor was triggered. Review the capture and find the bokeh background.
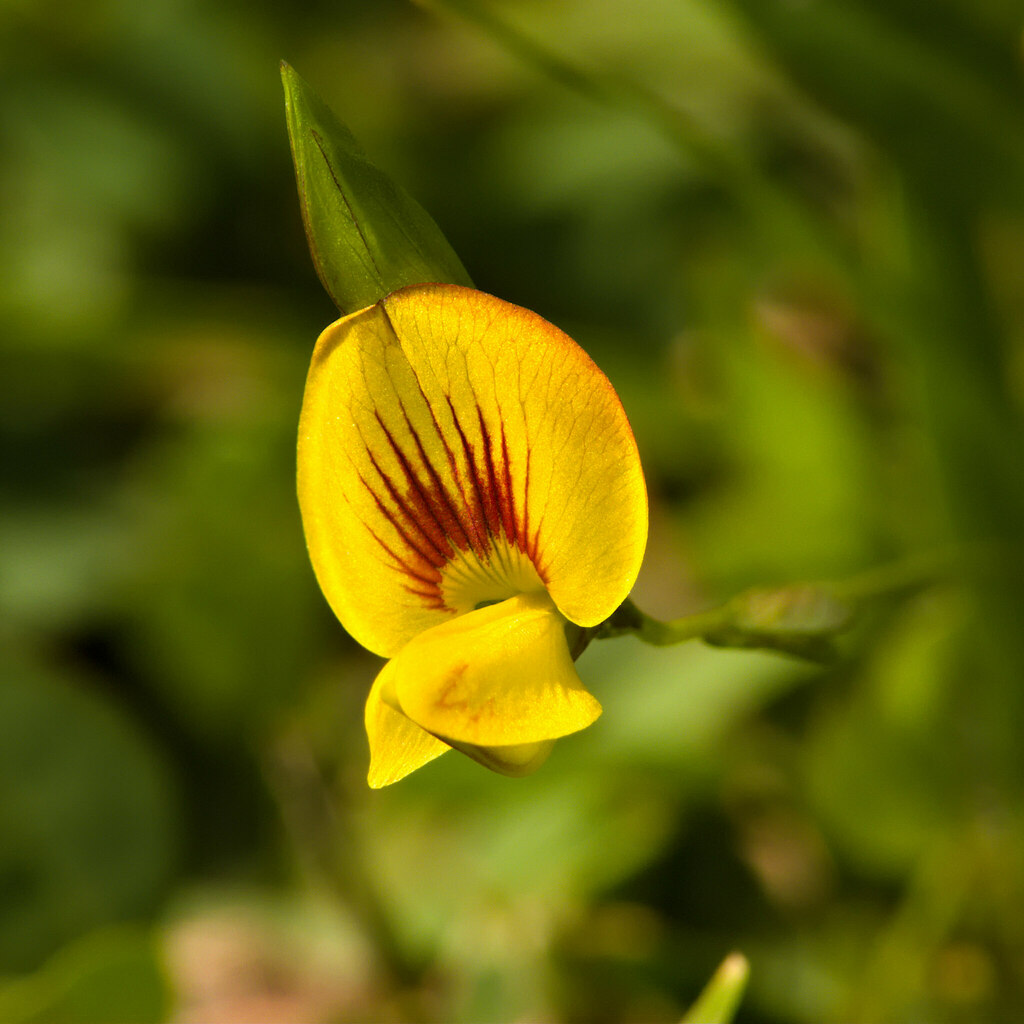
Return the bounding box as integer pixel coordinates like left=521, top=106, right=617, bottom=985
left=3, top=0, right=1024, bottom=1021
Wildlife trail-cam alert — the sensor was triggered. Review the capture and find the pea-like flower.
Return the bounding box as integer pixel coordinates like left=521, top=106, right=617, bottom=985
left=298, top=283, right=647, bottom=786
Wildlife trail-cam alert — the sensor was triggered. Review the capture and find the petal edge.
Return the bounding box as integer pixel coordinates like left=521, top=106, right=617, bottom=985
left=365, top=660, right=450, bottom=788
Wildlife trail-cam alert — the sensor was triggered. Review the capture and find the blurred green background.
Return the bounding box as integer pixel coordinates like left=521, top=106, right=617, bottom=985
left=3, top=0, right=1024, bottom=1021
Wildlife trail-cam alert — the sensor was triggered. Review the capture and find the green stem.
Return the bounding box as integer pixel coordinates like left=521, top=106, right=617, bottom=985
left=599, top=549, right=952, bottom=662
left=598, top=600, right=732, bottom=646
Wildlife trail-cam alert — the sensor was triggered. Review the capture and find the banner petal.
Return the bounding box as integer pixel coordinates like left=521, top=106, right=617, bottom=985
left=298, top=284, right=647, bottom=656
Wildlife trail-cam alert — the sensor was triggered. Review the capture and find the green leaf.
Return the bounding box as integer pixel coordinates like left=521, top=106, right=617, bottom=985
left=681, top=952, right=750, bottom=1024
left=281, top=62, right=473, bottom=313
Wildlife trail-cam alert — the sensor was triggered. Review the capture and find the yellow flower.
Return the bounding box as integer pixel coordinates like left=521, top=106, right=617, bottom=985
left=298, top=284, right=647, bottom=786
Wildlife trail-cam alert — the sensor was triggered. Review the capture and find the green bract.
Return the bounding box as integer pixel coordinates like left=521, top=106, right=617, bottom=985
left=281, top=62, right=472, bottom=313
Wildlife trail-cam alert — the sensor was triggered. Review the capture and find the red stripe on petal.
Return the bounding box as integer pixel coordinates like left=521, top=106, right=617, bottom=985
left=373, top=412, right=455, bottom=563
left=394, top=397, right=473, bottom=554
left=361, top=519, right=443, bottom=592
left=475, top=404, right=507, bottom=543
left=497, top=420, right=518, bottom=547
left=444, top=394, right=492, bottom=558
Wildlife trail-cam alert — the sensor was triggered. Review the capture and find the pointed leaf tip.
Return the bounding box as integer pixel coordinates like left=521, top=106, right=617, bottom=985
left=281, top=64, right=472, bottom=313
left=681, top=952, right=749, bottom=1024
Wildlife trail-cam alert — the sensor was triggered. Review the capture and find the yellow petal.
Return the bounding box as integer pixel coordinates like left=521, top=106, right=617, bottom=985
left=389, top=592, right=602, bottom=747
left=298, top=284, right=647, bottom=656
left=365, top=659, right=450, bottom=789
left=443, top=738, right=555, bottom=778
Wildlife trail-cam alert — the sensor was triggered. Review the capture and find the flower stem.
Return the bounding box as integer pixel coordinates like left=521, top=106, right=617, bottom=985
left=599, top=549, right=952, bottom=662
left=598, top=600, right=732, bottom=646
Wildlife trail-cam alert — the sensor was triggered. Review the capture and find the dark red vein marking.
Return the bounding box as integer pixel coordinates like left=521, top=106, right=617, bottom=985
left=401, top=585, right=448, bottom=609
left=475, top=404, right=506, bottom=542
left=349, top=355, right=549, bottom=605
left=522, top=447, right=544, bottom=577
left=402, top=360, right=493, bottom=561
left=373, top=413, right=455, bottom=563
left=444, top=394, right=492, bottom=558
left=360, top=524, right=447, bottom=610
left=362, top=519, right=443, bottom=592
left=420, top=395, right=488, bottom=558
left=520, top=445, right=531, bottom=556
left=354, top=417, right=446, bottom=567
left=498, top=421, right=518, bottom=546
left=355, top=466, right=444, bottom=572
left=394, top=396, right=473, bottom=554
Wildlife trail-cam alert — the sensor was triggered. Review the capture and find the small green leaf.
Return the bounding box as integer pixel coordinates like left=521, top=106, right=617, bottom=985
left=281, top=62, right=473, bottom=313
left=681, top=952, right=749, bottom=1024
